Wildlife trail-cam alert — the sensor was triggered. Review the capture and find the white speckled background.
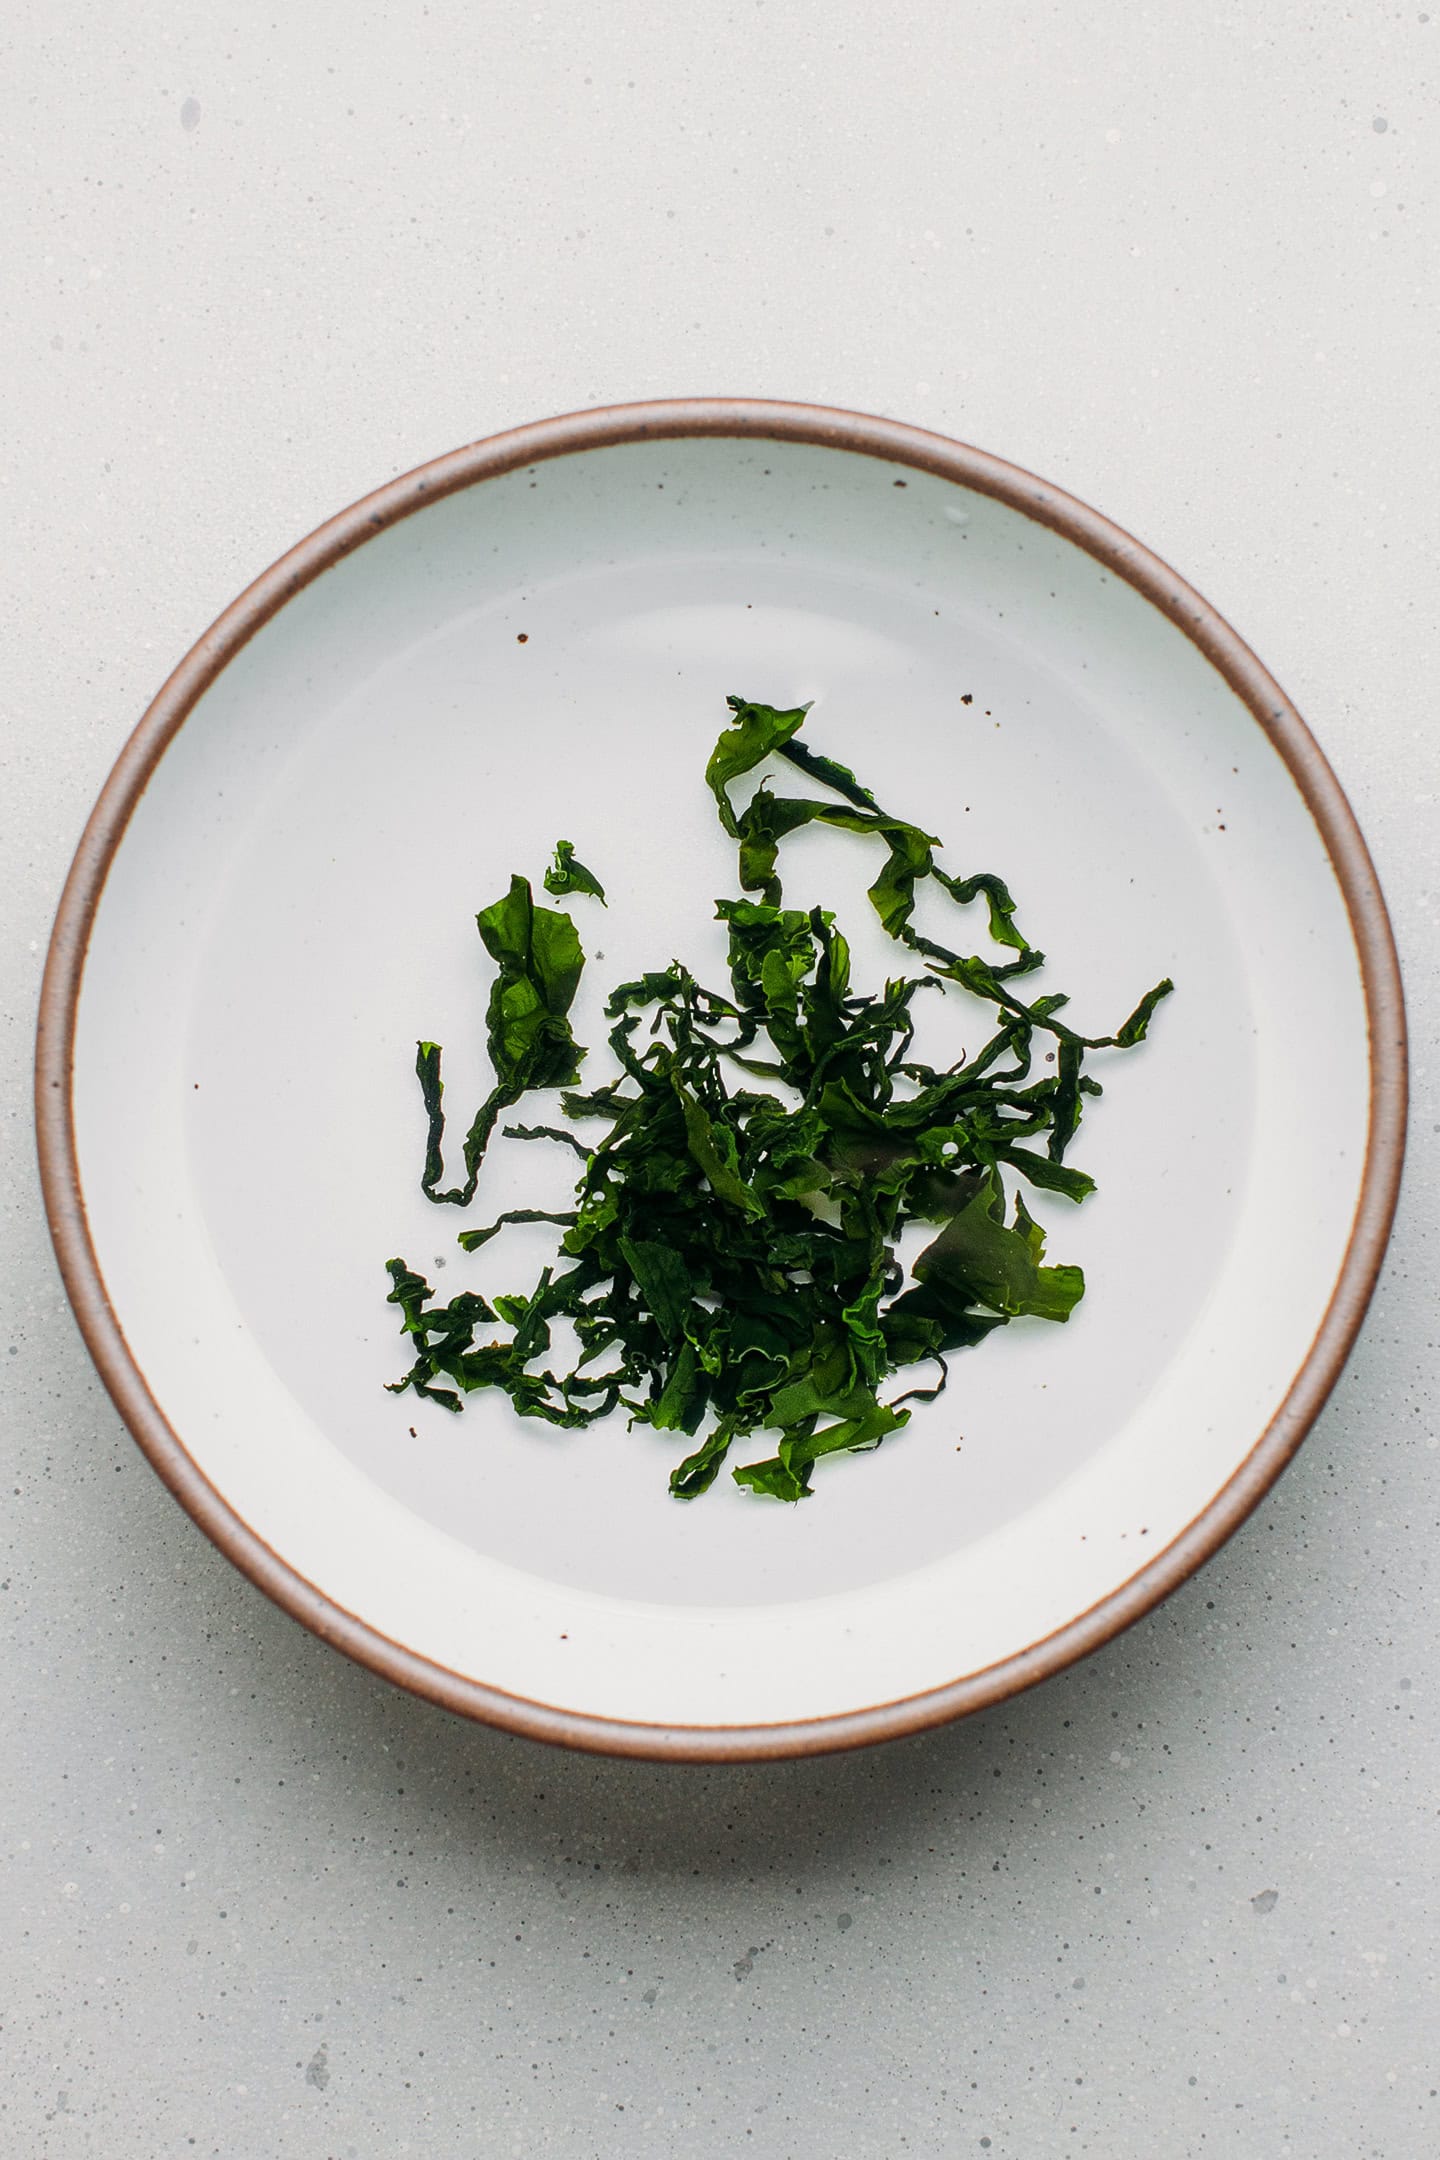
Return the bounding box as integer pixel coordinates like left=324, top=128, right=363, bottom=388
left=3, top=5, right=1437, bottom=2154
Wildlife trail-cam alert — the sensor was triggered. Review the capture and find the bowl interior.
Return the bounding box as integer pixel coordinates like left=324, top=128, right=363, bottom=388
left=70, top=432, right=1370, bottom=1731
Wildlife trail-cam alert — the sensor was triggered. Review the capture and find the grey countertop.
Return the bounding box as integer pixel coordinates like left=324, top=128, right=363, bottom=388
left=3, top=6, right=1437, bottom=2154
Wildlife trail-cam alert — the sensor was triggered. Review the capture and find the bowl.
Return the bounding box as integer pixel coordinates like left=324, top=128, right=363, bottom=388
left=36, top=400, right=1406, bottom=1757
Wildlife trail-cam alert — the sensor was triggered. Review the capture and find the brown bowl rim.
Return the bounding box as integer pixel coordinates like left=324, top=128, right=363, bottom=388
left=34, top=397, right=1408, bottom=1760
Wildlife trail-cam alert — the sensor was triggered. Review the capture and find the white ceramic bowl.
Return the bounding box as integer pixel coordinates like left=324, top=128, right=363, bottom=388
left=37, top=402, right=1405, bottom=1757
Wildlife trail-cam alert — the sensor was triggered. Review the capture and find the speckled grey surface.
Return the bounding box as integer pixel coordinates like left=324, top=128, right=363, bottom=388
left=3, top=6, right=1438, bottom=2154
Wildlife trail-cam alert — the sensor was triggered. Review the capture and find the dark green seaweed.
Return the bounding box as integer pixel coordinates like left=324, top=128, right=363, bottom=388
left=386, top=696, right=1173, bottom=1499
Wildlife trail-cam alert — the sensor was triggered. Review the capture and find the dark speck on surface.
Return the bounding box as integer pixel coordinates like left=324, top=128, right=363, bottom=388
left=180, top=96, right=201, bottom=131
